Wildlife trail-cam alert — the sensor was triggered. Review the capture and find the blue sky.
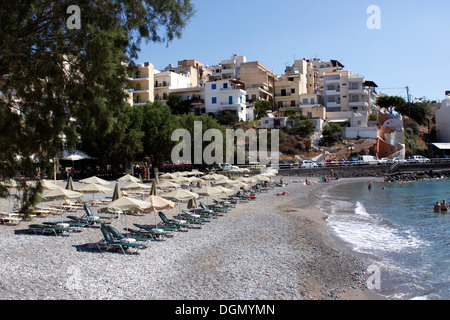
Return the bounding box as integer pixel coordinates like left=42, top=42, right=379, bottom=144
left=137, top=0, right=450, bottom=101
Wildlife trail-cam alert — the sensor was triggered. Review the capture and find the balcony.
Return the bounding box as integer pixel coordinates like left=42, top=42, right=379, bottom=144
left=221, top=69, right=236, bottom=76
left=348, top=88, right=366, bottom=94
left=349, top=101, right=369, bottom=108
left=128, top=74, right=150, bottom=81
left=133, top=100, right=149, bottom=106
left=324, top=77, right=340, bottom=84
left=327, top=101, right=341, bottom=108
left=131, top=86, right=150, bottom=93
left=275, top=93, right=291, bottom=97
left=326, top=89, right=341, bottom=95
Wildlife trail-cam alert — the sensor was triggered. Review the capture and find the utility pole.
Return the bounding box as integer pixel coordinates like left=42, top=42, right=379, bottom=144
left=406, top=86, right=411, bottom=117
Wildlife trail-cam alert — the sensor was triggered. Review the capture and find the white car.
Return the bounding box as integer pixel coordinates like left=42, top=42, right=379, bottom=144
left=391, top=157, right=408, bottom=164
left=407, top=155, right=431, bottom=163
left=300, top=160, right=318, bottom=169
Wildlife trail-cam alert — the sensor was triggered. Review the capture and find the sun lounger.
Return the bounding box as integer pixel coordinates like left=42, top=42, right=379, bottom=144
left=0, top=215, right=22, bottom=226
left=158, top=212, right=200, bottom=230
left=67, top=215, right=111, bottom=227
left=180, top=210, right=213, bottom=221
left=133, top=224, right=174, bottom=237
left=105, top=225, right=153, bottom=243
left=97, top=224, right=147, bottom=254
left=28, top=223, right=79, bottom=236
left=83, top=204, right=116, bottom=220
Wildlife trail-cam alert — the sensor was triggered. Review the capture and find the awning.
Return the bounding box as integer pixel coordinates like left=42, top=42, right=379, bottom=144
left=432, top=143, right=450, bottom=150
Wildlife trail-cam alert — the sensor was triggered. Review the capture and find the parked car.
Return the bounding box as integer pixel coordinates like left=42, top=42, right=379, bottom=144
left=217, top=163, right=239, bottom=171
left=391, top=157, right=408, bottom=164
left=313, top=161, right=324, bottom=167
left=300, top=160, right=318, bottom=169
left=379, top=158, right=389, bottom=164
left=407, top=155, right=431, bottom=163
left=358, top=155, right=381, bottom=165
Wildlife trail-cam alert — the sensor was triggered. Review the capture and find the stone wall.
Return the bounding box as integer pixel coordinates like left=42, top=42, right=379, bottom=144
left=278, top=163, right=450, bottom=180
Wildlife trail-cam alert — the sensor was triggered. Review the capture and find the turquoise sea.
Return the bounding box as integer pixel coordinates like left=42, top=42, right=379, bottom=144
left=319, top=179, right=450, bottom=300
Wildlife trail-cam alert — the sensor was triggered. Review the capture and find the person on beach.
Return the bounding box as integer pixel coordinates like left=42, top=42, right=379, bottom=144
left=440, top=200, right=449, bottom=212
left=434, top=201, right=441, bottom=213
left=368, top=182, right=373, bottom=190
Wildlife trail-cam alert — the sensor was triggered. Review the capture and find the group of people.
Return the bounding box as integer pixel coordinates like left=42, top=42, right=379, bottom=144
left=434, top=200, right=449, bottom=213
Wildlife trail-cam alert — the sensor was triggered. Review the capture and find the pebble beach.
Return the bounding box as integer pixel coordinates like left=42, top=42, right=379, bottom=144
left=0, top=176, right=382, bottom=300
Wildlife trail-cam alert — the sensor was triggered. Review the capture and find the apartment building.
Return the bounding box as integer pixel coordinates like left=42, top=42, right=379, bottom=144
left=204, top=79, right=248, bottom=121
left=153, top=70, right=192, bottom=102
left=323, top=70, right=379, bottom=138
left=127, top=62, right=155, bottom=106
left=239, top=61, right=277, bottom=112
left=310, top=59, right=345, bottom=95
left=274, top=73, right=307, bottom=109
left=208, top=54, right=247, bottom=81
left=168, top=59, right=212, bottom=87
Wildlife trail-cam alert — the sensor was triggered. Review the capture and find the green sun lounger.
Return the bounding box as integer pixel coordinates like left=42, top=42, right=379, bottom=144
left=97, top=225, right=147, bottom=254
left=133, top=224, right=175, bottom=236
left=180, top=210, right=213, bottom=221
left=29, top=224, right=79, bottom=236
left=105, top=225, right=153, bottom=243
left=158, top=212, right=200, bottom=229
left=84, top=204, right=116, bottom=220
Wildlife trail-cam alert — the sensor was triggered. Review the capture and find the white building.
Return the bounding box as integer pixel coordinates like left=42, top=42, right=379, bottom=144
left=260, top=112, right=287, bottom=129
left=436, top=94, right=450, bottom=142
left=204, top=79, right=249, bottom=121
left=153, top=70, right=192, bottom=102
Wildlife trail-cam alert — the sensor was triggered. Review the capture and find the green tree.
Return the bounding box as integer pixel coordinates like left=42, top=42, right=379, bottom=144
left=376, top=96, right=406, bottom=113
left=166, top=93, right=192, bottom=115
left=0, top=0, right=194, bottom=211
left=140, top=101, right=181, bottom=168
left=320, top=123, right=344, bottom=146
left=254, top=100, right=272, bottom=119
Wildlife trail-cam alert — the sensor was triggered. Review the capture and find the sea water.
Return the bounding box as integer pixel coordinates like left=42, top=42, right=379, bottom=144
left=319, top=179, right=450, bottom=300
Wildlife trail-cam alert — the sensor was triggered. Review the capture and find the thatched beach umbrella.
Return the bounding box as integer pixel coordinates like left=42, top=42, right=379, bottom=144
left=150, top=179, right=157, bottom=196
left=79, top=176, right=110, bottom=186
left=76, top=183, right=113, bottom=201
left=121, top=182, right=151, bottom=191
left=112, top=182, right=122, bottom=201
left=43, top=187, right=83, bottom=222
left=65, top=176, right=75, bottom=190
left=144, top=195, right=176, bottom=227
left=116, top=174, right=140, bottom=183
left=195, top=186, right=222, bottom=205
left=157, top=180, right=180, bottom=190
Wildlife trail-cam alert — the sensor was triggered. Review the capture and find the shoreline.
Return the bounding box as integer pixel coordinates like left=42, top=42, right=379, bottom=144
left=0, top=177, right=387, bottom=300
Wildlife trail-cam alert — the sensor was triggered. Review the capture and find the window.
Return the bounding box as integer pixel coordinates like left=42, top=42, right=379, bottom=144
left=212, top=84, right=216, bottom=90
left=291, top=88, right=295, bottom=94
left=223, top=83, right=228, bottom=89
left=212, top=97, right=217, bottom=104
left=307, top=112, right=312, bottom=118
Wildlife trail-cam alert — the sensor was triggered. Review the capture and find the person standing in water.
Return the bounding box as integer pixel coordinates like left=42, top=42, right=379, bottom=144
left=440, top=200, right=449, bottom=212
left=368, top=182, right=373, bottom=190
left=434, top=201, right=441, bottom=213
